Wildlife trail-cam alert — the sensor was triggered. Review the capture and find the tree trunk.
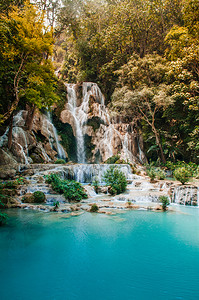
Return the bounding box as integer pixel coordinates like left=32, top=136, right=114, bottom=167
left=25, top=104, right=36, bottom=131
left=7, top=113, right=14, bottom=150
left=152, top=126, right=166, bottom=164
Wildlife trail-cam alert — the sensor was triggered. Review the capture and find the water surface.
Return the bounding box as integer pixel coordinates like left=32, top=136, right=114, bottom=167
left=1, top=207, right=199, bottom=300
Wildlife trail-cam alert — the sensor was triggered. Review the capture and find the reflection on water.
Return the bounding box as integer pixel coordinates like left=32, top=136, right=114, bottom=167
left=1, top=207, right=199, bottom=300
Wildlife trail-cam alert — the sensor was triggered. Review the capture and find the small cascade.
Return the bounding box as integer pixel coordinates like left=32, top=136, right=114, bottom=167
left=172, top=186, right=198, bottom=206
left=46, top=112, right=66, bottom=159
left=38, top=164, right=133, bottom=184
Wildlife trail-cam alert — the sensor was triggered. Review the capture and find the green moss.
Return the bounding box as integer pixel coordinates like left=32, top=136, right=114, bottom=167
left=55, top=159, right=66, bottom=164
left=33, top=191, right=46, bottom=203
left=90, top=204, right=99, bottom=212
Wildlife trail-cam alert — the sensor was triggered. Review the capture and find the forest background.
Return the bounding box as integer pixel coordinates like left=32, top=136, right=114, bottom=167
left=0, top=0, right=198, bottom=164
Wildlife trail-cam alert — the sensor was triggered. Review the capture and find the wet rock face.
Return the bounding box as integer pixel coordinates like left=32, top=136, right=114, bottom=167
left=0, top=148, right=19, bottom=179
left=61, top=82, right=147, bottom=164
left=0, top=110, right=67, bottom=169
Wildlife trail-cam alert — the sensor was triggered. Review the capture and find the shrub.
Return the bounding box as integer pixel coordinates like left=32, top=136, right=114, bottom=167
left=55, top=159, right=66, bottom=164
left=103, top=166, right=127, bottom=195
left=146, top=167, right=157, bottom=181
left=159, top=196, right=170, bottom=211
left=90, top=204, right=99, bottom=212
left=46, top=174, right=88, bottom=202
left=33, top=191, right=46, bottom=203
left=105, top=155, right=120, bottom=164
left=53, top=201, right=60, bottom=210
left=173, top=167, right=191, bottom=184
left=156, top=168, right=166, bottom=180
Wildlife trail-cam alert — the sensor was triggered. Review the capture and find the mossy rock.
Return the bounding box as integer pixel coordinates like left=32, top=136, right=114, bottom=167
left=22, top=191, right=46, bottom=203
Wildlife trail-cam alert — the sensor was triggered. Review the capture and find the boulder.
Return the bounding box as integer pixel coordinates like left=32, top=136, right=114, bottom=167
left=0, top=149, right=18, bottom=179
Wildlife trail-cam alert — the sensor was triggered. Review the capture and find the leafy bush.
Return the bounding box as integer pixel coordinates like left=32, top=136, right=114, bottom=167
left=146, top=163, right=166, bottom=180
left=146, top=167, right=157, bottom=181
left=159, top=196, right=170, bottom=211
left=166, top=161, right=198, bottom=177
left=156, top=168, right=166, bottom=180
left=105, top=155, right=120, bottom=164
left=90, top=204, right=99, bottom=212
left=103, top=166, right=127, bottom=195
left=173, top=167, right=191, bottom=184
left=33, top=191, right=46, bottom=203
left=55, top=159, right=66, bottom=164
left=46, top=174, right=88, bottom=202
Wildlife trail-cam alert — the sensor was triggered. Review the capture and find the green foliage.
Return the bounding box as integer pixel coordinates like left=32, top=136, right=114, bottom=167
left=0, top=1, right=57, bottom=124
left=55, top=159, right=66, bottom=164
left=53, top=201, right=60, bottom=209
left=0, top=200, right=8, bottom=225
left=33, top=191, right=46, bottom=203
left=173, top=167, right=192, bottom=184
left=45, top=174, right=88, bottom=202
left=146, top=167, right=157, bottom=181
left=105, top=155, right=120, bottom=164
left=90, top=204, right=99, bottom=213
left=103, top=166, right=127, bottom=195
left=92, top=177, right=100, bottom=194
left=159, top=196, right=170, bottom=211
left=166, top=161, right=198, bottom=176
left=146, top=164, right=166, bottom=180
left=156, top=168, right=166, bottom=180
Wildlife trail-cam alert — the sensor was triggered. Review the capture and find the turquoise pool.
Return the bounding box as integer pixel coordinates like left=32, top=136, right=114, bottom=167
left=1, top=207, right=199, bottom=299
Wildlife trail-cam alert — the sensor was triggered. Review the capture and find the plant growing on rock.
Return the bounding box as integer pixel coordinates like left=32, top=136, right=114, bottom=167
left=33, top=191, right=46, bottom=203
left=45, top=174, right=88, bottom=202
left=55, top=159, right=66, bottom=164
left=173, top=167, right=191, bottom=184
left=53, top=201, right=60, bottom=211
left=103, top=166, right=127, bottom=195
left=90, top=204, right=99, bottom=212
left=159, top=196, right=170, bottom=211
left=92, top=177, right=100, bottom=194
left=105, top=155, right=120, bottom=164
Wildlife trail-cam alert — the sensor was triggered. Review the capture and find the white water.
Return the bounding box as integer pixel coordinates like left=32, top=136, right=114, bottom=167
left=38, top=163, right=133, bottom=184
left=66, top=84, right=86, bottom=163
left=65, top=82, right=144, bottom=163
left=46, top=112, right=66, bottom=159
left=172, top=186, right=198, bottom=206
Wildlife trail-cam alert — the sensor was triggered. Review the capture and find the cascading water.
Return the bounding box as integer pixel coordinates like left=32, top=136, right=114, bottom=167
left=65, top=82, right=144, bottom=163
left=66, top=84, right=86, bottom=163
left=172, top=186, right=198, bottom=206
left=46, top=112, right=66, bottom=159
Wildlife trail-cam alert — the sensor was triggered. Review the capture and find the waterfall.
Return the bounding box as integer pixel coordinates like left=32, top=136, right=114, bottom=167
left=64, top=82, right=146, bottom=163
left=36, top=163, right=133, bottom=184
left=46, top=112, right=66, bottom=159
left=66, top=84, right=86, bottom=163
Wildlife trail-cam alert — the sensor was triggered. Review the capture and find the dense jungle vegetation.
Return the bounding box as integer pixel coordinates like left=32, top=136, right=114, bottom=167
left=0, top=0, right=198, bottom=164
